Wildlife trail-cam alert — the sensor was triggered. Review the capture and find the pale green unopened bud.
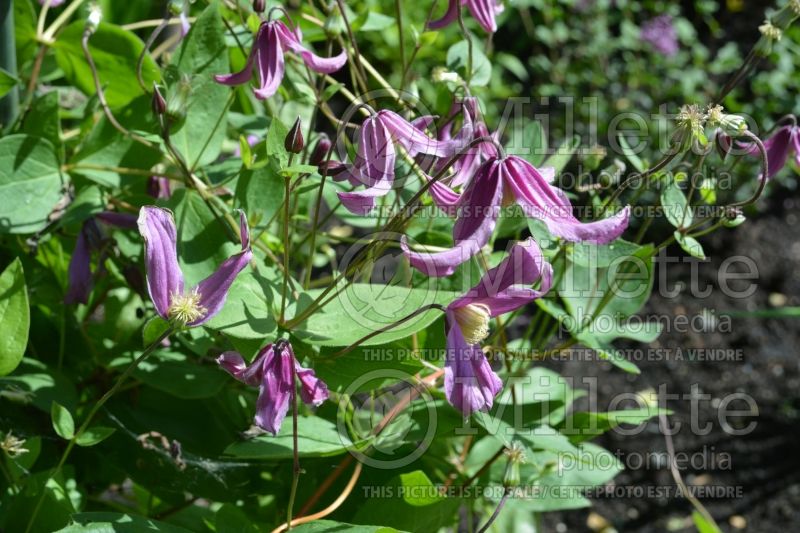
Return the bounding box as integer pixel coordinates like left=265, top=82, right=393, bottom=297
left=503, top=442, right=527, bottom=488
left=706, top=105, right=748, bottom=137
left=169, top=0, right=186, bottom=16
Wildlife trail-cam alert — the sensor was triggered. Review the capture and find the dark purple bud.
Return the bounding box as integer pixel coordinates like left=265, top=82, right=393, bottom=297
left=285, top=117, right=304, bottom=154
left=318, top=160, right=346, bottom=177
left=252, top=0, right=265, bottom=13
left=152, top=84, right=167, bottom=116
left=309, top=133, right=332, bottom=166
left=122, top=263, right=146, bottom=297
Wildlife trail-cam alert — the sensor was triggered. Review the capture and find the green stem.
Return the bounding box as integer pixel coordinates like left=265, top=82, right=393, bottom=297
left=24, top=326, right=174, bottom=533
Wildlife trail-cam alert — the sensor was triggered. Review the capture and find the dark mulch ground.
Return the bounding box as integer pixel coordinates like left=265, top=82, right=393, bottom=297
left=542, top=185, right=800, bottom=532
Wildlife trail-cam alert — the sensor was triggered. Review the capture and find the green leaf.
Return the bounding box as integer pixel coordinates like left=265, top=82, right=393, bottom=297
left=0, top=134, right=63, bottom=234
left=75, top=427, right=116, bottom=447
left=446, top=40, right=492, bottom=87
left=53, top=22, right=160, bottom=109
left=235, top=163, right=284, bottom=228
left=142, top=316, right=171, bottom=347
left=51, top=401, right=75, bottom=440
left=295, top=284, right=459, bottom=346
left=617, top=135, right=646, bottom=173
left=205, top=270, right=279, bottom=340
left=0, top=358, right=78, bottom=413
left=14, top=0, right=39, bottom=65
left=56, top=512, right=192, bottom=532
left=291, top=521, right=402, bottom=533
left=675, top=231, right=706, bottom=259
left=692, top=511, right=723, bottom=533
left=398, top=471, right=444, bottom=506
left=111, top=351, right=228, bottom=400
left=168, top=3, right=231, bottom=168
left=265, top=117, right=290, bottom=168
left=0, top=258, right=30, bottom=376
left=544, top=135, right=580, bottom=174
left=511, top=120, right=547, bottom=166
left=661, top=175, right=692, bottom=229
left=558, top=408, right=668, bottom=444
left=0, top=68, right=19, bottom=99
left=356, top=12, right=396, bottom=32
left=567, top=239, right=642, bottom=268
left=223, top=415, right=358, bottom=459
left=22, top=91, right=62, bottom=151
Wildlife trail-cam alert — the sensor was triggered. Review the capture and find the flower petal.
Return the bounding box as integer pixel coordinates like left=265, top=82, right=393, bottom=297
left=338, top=116, right=396, bottom=214
left=96, top=211, right=138, bottom=229
left=444, top=312, right=503, bottom=416
left=275, top=21, right=347, bottom=74
left=137, top=206, right=184, bottom=318
left=428, top=0, right=460, bottom=30
left=295, top=362, right=329, bottom=406
left=65, top=226, right=92, bottom=305
left=504, top=156, right=629, bottom=244
left=214, top=25, right=261, bottom=86
left=256, top=345, right=293, bottom=434
left=190, top=211, right=252, bottom=325
left=450, top=238, right=553, bottom=316
left=467, top=0, right=499, bottom=33
left=253, top=24, right=285, bottom=100
left=216, top=349, right=265, bottom=387
left=402, top=159, right=503, bottom=276
left=379, top=110, right=453, bottom=157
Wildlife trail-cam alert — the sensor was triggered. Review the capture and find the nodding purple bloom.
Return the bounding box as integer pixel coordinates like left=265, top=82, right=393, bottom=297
left=743, top=124, right=800, bottom=179
left=147, top=176, right=172, bottom=200
left=337, top=110, right=457, bottom=215
left=179, top=12, right=191, bottom=38
left=640, top=15, right=679, bottom=57
left=137, top=206, right=252, bottom=326
left=38, top=0, right=66, bottom=6
left=214, top=18, right=346, bottom=100
left=444, top=239, right=552, bottom=415
left=217, top=341, right=329, bottom=434
left=429, top=0, right=504, bottom=34
left=65, top=212, right=138, bottom=305
left=402, top=155, right=630, bottom=277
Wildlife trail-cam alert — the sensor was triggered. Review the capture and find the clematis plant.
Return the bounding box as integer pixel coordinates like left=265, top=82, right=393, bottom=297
left=429, top=0, right=504, bottom=34
left=217, top=340, right=329, bottom=434
left=444, top=238, right=553, bottom=415
left=336, top=110, right=457, bottom=215
left=214, top=16, right=347, bottom=100
left=402, top=155, right=631, bottom=276
left=137, top=206, right=252, bottom=326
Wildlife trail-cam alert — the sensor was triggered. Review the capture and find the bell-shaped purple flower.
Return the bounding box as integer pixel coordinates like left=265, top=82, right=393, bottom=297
left=444, top=239, right=552, bottom=415
left=402, top=155, right=630, bottom=276
left=214, top=18, right=346, bottom=100
left=217, top=341, right=329, bottom=434
left=65, top=212, right=138, bottom=304
left=147, top=176, right=172, bottom=199
left=428, top=0, right=505, bottom=34
left=743, top=124, right=800, bottom=179
left=137, top=206, right=252, bottom=326
left=337, top=110, right=458, bottom=215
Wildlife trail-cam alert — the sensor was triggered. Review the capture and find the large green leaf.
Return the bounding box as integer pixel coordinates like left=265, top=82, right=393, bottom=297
left=109, top=351, right=228, bottom=400
left=0, top=135, right=63, bottom=234
left=54, top=22, right=160, bottom=109
left=56, top=513, right=192, bottom=532
left=295, top=284, right=459, bottom=346
left=205, top=270, right=279, bottom=340
left=292, top=521, right=402, bottom=533
left=224, top=415, right=357, bottom=459
left=0, top=258, right=29, bottom=376
left=235, top=163, right=284, bottom=229
left=168, top=2, right=230, bottom=168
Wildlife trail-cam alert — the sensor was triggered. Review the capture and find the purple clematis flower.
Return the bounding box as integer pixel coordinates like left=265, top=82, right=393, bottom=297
left=402, top=155, right=630, bottom=277
left=65, top=212, right=138, bottom=305
left=444, top=238, right=552, bottom=415
left=217, top=340, right=329, bottom=434
left=337, top=110, right=457, bottom=215
left=428, top=0, right=504, bottom=34
left=640, top=15, right=679, bottom=57
left=137, top=206, right=252, bottom=326
left=744, top=124, right=800, bottom=179
left=147, top=176, right=172, bottom=200
left=214, top=18, right=346, bottom=100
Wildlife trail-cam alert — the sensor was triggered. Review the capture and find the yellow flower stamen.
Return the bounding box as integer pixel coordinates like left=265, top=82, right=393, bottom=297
left=167, top=289, right=207, bottom=325
left=453, top=303, right=492, bottom=345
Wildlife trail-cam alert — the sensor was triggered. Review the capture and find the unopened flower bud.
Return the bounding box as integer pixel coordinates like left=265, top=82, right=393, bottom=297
left=503, top=442, right=527, bottom=488
left=152, top=84, right=167, bottom=116
left=168, top=0, right=185, bottom=16
left=86, top=4, right=103, bottom=33
left=285, top=117, right=304, bottom=154
left=253, top=0, right=266, bottom=13
left=318, top=160, right=346, bottom=178
left=309, top=134, right=332, bottom=166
